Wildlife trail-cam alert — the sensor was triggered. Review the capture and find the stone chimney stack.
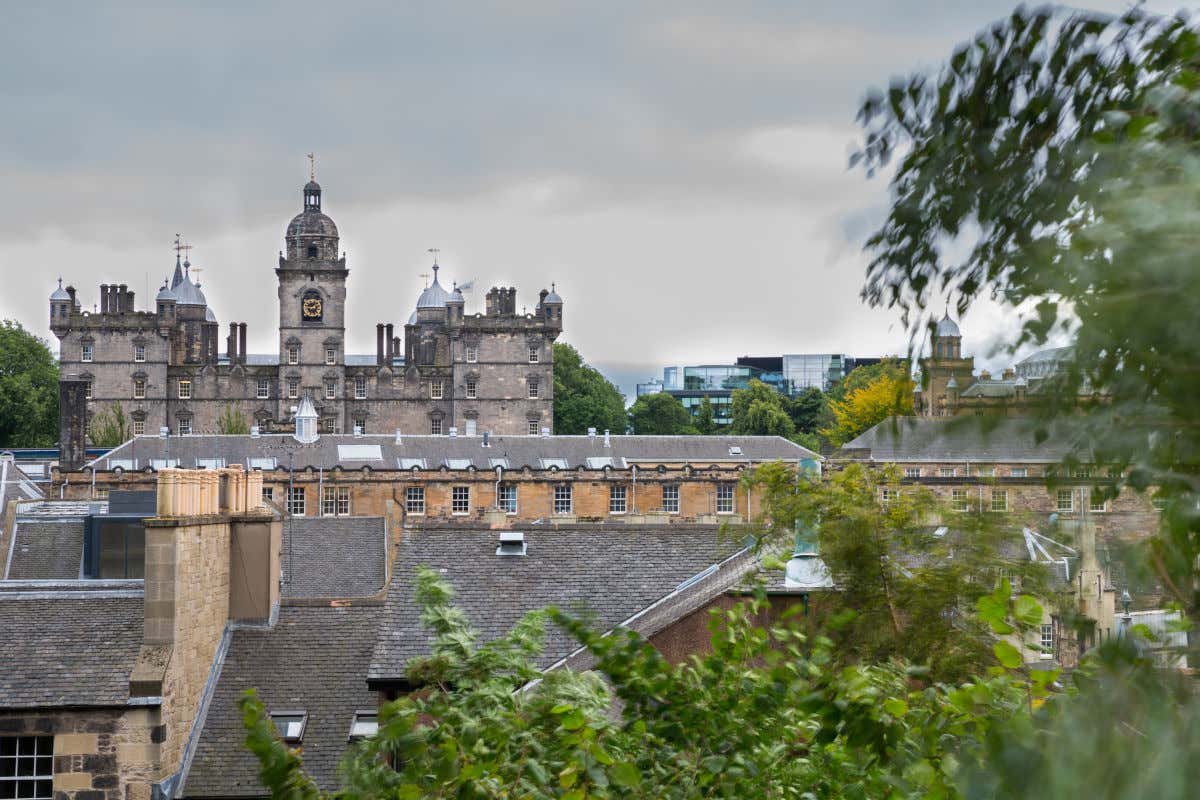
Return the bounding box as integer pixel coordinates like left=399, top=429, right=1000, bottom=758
left=238, top=323, right=247, bottom=365
left=385, top=324, right=395, bottom=361
left=376, top=323, right=385, bottom=365
left=58, top=378, right=89, bottom=472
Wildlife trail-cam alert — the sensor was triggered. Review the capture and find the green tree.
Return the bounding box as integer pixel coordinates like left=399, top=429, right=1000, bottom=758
left=88, top=403, right=129, bottom=448
left=827, top=358, right=909, bottom=402
left=0, top=320, right=58, bottom=447
left=787, top=386, right=831, bottom=435
left=728, top=379, right=795, bottom=438
left=553, top=343, right=626, bottom=434
left=822, top=370, right=915, bottom=446
left=627, top=392, right=694, bottom=435
left=854, top=5, right=1200, bottom=623
left=216, top=402, right=250, bottom=435
left=694, top=394, right=716, bottom=435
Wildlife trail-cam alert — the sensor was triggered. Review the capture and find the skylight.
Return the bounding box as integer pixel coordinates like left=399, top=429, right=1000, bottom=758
left=337, top=444, right=383, bottom=461
left=540, top=458, right=568, bottom=470
left=150, top=458, right=179, bottom=470
left=349, top=711, right=378, bottom=740
left=728, top=446, right=743, bottom=456
left=107, top=458, right=135, bottom=471
left=496, top=531, right=527, bottom=556
left=270, top=711, right=307, bottom=743
left=445, top=458, right=472, bottom=470
left=488, top=457, right=510, bottom=469
left=398, top=457, right=427, bottom=470
left=248, top=457, right=277, bottom=470
left=585, top=456, right=614, bottom=469
left=196, top=458, right=226, bottom=469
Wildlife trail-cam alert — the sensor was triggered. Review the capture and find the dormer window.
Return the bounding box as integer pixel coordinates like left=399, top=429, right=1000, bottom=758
left=307, top=245, right=318, bottom=258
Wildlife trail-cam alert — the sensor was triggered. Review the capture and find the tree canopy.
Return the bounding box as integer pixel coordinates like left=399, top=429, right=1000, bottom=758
left=553, top=343, right=627, bottom=435
left=0, top=320, right=58, bottom=447
left=694, top=395, right=716, bottom=435
left=627, top=392, right=694, bottom=435
left=728, top=379, right=795, bottom=438
left=822, top=369, right=915, bottom=446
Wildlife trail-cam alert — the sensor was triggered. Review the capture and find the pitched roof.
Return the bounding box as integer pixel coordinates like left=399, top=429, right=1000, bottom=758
left=281, top=518, right=387, bottom=600
left=5, top=521, right=84, bottom=580
left=367, top=526, right=746, bottom=683
left=89, top=434, right=816, bottom=473
left=183, top=605, right=381, bottom=797
left=0, top=589, right=144, bottom=708
left=842, top=416, right=1081, bottom=463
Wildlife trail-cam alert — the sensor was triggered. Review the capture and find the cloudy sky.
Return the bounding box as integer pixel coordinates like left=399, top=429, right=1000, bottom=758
left=0, top=1, right=1172, bottom=396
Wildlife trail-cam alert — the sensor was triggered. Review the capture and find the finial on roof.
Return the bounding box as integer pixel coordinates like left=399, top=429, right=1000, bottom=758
left=427, top=247, right=440, bottom=266
left=307, top=151, right=315, bottom=182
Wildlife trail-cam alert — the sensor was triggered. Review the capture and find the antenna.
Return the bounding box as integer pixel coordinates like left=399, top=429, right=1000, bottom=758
left=307, top=152, right=315, bottom=181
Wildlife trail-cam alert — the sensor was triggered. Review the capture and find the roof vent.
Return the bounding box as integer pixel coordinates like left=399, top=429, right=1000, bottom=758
left=159, top=426, right=170, bottom=438
left=603, top=429, right=611, bottom=448
left=540, top=426, right=550, bottom=438
left=250, top=425, right=260, bottom=438
left=449, top=426, right=458, bottom=438
left=728, top=445, right=742, bottom=456
left=482, top=431, right=491, bottom=448
left=496, top=531, right=527, bottom=557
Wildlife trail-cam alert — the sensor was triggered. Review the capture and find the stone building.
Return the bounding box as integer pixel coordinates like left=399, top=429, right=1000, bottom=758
left=50, top=175, right=561, bottom=444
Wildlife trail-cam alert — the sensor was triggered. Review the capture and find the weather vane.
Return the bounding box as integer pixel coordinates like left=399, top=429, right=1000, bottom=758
left=173, top=233, right=184, bottom=256
left=427, top=247, right=440, bottom=266
left=307, top=152, right=315, bottom=181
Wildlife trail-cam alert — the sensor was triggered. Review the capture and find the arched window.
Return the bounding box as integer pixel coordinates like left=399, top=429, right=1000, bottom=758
left=306, top=245, right=318, bottom=258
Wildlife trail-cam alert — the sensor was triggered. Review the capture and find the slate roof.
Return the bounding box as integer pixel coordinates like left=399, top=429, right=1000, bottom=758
left=89, top=434, right=816, bottom=473
left=5, top=521, right=84, bottom=580
left=0, top=589, right=144, bottom=708
left=960, top=380, right=1020, bottom=399
left=368, top=526, right=746, bottom=683
left=281, top=517, right=387, bottom=599
left=184, top=605, right=381, bottom=797
left=1, top=462, right=45, bottom=508
left=843, top=416, right=1082, bottom=463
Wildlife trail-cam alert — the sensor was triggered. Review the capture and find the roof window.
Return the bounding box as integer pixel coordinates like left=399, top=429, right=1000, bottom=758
left=445, top=458, right=472, bottom=470
left=540, top=457, right=568, bottom=470
left=248, top=457, right=278, bottom=470
left=270, top=711, right=307, bottom=743
left=349, top=711, right=379, bottom=740
left=196, top=458, right=226, bottom=469
left=337, top=444, right=383, bottom=461
left=107, top=458, right=136, bottom=471
left=728, top=446, right=743, bottom=456
left=496, top=531, right=527, bottom=556
left=585, top=456, right=614, bottom=469
left=488, top=457, right=509, bottom=469
left=150, top=458, right=179, bottom=470
left=398, top=457, right=427, bottom=470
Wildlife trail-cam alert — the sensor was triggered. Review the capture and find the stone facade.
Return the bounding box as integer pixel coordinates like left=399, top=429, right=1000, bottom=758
left=50, top=177, right=561, bottom=440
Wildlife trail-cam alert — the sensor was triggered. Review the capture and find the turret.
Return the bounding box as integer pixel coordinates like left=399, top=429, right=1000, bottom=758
left=539, top=283, right=563, bottom=329
left=447, top=283, right=465, bottom=327
left=49, top=279, right=71, bottom=332
left=293, top=393, right=319, bottom=444
left=156, top=280, right=178, bottom=322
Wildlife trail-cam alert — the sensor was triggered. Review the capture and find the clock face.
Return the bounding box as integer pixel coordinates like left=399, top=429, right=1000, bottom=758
left=302, top=296, right=323, bottom=320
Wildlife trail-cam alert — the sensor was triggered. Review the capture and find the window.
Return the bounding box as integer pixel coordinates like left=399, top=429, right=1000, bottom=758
left=287, top=345, right=300, bottom=365
left=430, top=418, right=443, bottom=435
left=465, top=345, right=478, bottom=363
left=84, top=379, right=92, bottom=399
left=270, top=712, right=307, bottom=743
left=1040, top=623, right=1054, bottom=653
left=716, top=483, right=735, bottom=514
left=81, top=342, right=93, bottom=362
left=90, top=520, right=146, bottom=579
left=429, top=380, right=444, bottom=399
left=354, top=376, right=367, bottom=399
left=0, top=735, right=53, bottom=800
left=1072, top=466, right=1092, bottom=478
left=178, top=418, right=192, bottom=435
left=307, top=245, right=318, bottom=258
left=452, top=486, right=470, bottom=515
left=528, top=420, right=540, bottom=436
left=466, top=378, right=477, bottom=399
left=1090, top=495, right=1108, bottom=513
left=881, top=488, right=900, bottom=506
left=527, top=378, right=539, bottom=399
left=257, top=377, right=270, bottom=399
left=497, top=483, right=517, bottom=514
left=1056, top=489, right=1075, bottom=512
left=975, top=466, right=994, bottom=477
left=178, top=379, right=191, bottom=399
left=287, top=377, right=299, bottom=399
left=528, top=346, right=539, bottom=363
left=553, top=484, right=572, bottom=514
left=133, top=378, right=146, bottom=399
left=349, top=712, right=378, bottom=741
left=134, top=344, right=146, bottom=362
left=938, top=467, right=956, bottom=478
left=903, top=467, right=920, bottom=478
left=662, top=483, right=680, bottom=513
left=133, top=419, right=145, bottom=436
left=325, top=347, right=337, bottom=366
left=405, top=486, right=425, bottom=514
left=991, top=489, right=1008, bottom=512
left=609, top=484, right=627, bottom=514
left=322, top=418, right=336, bottom=433
left=262, top=486, right=274, bottom=502
left=323, top=486, right=350, bottom=516
left=1010, top=467, right=1028, bottom=478
left=288, top=487, right=306, bottom=516
left=353, top=417, right=366, bottom=434
left=325, top=379, right=336, bottom=400
left=951, top=488, right=969, bottom=512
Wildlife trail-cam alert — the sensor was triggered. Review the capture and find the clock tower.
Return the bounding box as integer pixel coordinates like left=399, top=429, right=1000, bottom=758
left=276, top=174, right=348, bottom=429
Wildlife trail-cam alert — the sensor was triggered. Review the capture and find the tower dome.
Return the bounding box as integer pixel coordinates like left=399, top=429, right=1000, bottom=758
left=49, top=278, right=70, bottom=302
left=415, top=264, right=453, bottom=309
left=935, top=313, right=961, bottom=338
left=284, top=178, right=339, bottom=262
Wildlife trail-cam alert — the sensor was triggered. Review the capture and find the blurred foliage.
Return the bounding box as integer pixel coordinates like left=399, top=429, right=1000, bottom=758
left=0, top=320, right=58, bottom=447
left=627, top=392, right=696, bottom=435
left=553, top=343, right=627, bottom=435
left=87, top=402, right=129, bottom=448
left=216, top=402, right=250, bottom=435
